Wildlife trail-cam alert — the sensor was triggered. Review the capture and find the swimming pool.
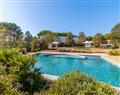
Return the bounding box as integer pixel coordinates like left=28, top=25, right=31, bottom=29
left=35, top=53, right=120, bottom=87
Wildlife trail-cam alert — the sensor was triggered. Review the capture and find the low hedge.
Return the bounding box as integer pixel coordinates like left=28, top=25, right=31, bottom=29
left=109, top=50, right=120, bottom=56
left=36, top=72, right=117, bottom=95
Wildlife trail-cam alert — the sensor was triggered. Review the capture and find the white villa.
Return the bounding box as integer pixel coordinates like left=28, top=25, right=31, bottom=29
left=49, top=41, right=60, bottom=49
left=84, top=41, right=93, bottom=48
left=100, top=40, right=113, bottom=48
left=46, top=36, right=113, bottom=49
left=84, top=40, right=113, bottom=48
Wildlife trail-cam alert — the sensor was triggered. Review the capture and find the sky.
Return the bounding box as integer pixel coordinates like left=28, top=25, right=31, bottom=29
left=0, top=0, right=120, bottom=36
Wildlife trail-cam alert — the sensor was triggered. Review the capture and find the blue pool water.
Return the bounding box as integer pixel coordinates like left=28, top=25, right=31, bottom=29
left=35, top=53, right=120, bottom=87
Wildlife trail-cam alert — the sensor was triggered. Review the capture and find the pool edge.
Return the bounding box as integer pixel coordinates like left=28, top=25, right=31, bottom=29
left=38, top=51, right=120, bottom=68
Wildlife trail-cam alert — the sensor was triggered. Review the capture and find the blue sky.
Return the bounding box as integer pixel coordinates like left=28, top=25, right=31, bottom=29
left=0, top=0, right=120, bottom=36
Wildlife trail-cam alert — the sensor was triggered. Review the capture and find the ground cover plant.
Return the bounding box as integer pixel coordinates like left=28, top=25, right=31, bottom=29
left=37, top=72, right=118, bottom=95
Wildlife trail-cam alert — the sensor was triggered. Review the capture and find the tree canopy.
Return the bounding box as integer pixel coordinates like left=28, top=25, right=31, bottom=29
left=55, top=32, right=68, bottom=36
left=0, top=22, right=23, bottom=48
left=39, top=32, right=59, bottom=49
left=92, top=33, right=106, bottom=47
left=77, top=32, right=86, bottom=45
left=65, top=32, right=74, bottom=46
left=31, top=37, right=40, bottom=52
left=1, top=21, right=120, bottom=50
left=104, top=33, right=111, bottom=40
left=110, top=23, right=120, bottom=48
left=86, top=36, right=93, bottom=41
left=37, top=31, right=76, bottom=37
left=24, top=31, right=32, bottom=51
left=37, top=30, right=52, bottom=37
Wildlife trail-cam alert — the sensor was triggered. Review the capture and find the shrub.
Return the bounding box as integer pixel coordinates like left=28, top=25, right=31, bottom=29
left=37, top=72, right=117, bottom=95
left=109, top=50, right=120, bottom=56
left=0, top=49, right=46, bottom=95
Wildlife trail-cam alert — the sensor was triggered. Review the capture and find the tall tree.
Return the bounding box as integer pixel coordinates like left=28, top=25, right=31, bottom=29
left=37, top=30, right=51, bottom=37
left=24, top=31, right=32, bottom=51
left=39, top=32, right=59, bottom=49
left=0, top=25, right=9, bottom=48
left=31, top=37, right=40, bottom=51
left=65, top=32, right=74, bottom=46
left=77, top=32, right=86, bottom=45
left=110, top=23, right=120, bottom=48
left=93, top=33, right=105, bottom=47
left=86, top=36, right=93, bottom=41
left=55, top=32, right=68, bottom=37
left=0, top=22, right=23, bottom=48
left=17, top=39, right=25, bottom=49
left=104, top=33, right=111, bottom=40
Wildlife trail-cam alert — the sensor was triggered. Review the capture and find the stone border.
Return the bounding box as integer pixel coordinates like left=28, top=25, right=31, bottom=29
left=42, top=74, right=59, bottom=80
left=101, top=56, right=120, bottom=68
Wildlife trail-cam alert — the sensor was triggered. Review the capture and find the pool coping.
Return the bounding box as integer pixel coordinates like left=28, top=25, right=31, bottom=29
left=101, top=56, right=120, bottom=68
left=42, top=74, right=59, bottom=80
